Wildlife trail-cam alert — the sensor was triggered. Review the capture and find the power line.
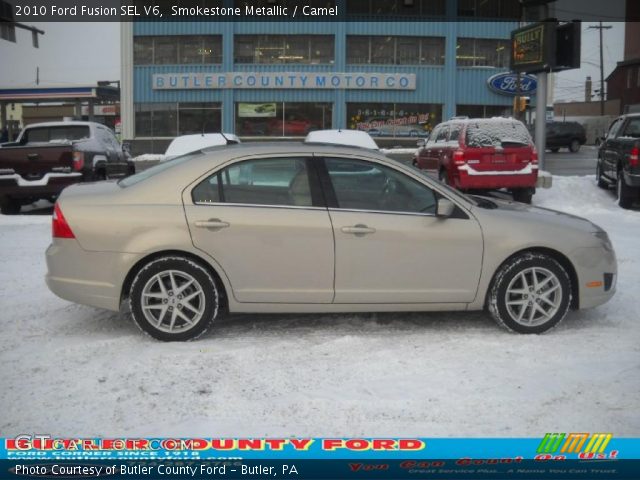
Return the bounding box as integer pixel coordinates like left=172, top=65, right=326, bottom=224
left=588, top=22, right=613, bottom=115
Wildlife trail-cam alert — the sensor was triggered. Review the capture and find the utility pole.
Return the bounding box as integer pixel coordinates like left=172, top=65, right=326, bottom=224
left=588, top=22, right=612, bottom=116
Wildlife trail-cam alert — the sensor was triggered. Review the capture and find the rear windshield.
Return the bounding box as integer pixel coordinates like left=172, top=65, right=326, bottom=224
left=118, top=152, right=202, bottom=187
left=465, top=121, right=531, bottom=148
left=25, top=126, right=90, bottom=143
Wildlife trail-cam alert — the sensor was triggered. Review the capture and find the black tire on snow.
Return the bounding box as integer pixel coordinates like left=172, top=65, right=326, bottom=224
left=617, top=171, right=635, bottom=209
left=596, top=161, right=609, bottom=189
left=512, top=188, right=533, bottom=204
left=569, top=139, right=581, bottom=153
left=0, top=197, right=21, bottom=215
left=129, top=256, right=220, bottom=341
left=488, top=252, right=572, bottom=334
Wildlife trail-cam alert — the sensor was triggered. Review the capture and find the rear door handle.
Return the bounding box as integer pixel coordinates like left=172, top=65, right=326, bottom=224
left=341, top=224, right=376, bottom=236
left=194, top=219, right=230, bottom=229
left=27, top=153, right=40, bottom=160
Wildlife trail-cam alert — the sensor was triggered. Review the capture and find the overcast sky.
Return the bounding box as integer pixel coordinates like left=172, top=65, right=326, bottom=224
left=0, top=21, right=626, bottom=103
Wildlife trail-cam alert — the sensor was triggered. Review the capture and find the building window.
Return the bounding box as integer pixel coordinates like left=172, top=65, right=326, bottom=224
left=234, top=35, right=334, bottom=64
left=457, top=38, right=509, bottom=68
left=236, top=102, right=332, bottom=136
left=456, top=105, right=510, bottom=118
left=133, top=35, right=222, bottom=65
left=457, top=0, right=520, bottom=19
left=135, top=103, right=221, bottom=137
left=347, top=0, right=445, bottom=16
left=347, top=36, right=445, bottom=65
left=347, top=103, right=442, bottom=137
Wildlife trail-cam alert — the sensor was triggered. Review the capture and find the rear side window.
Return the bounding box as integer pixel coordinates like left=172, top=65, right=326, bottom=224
left=465, top=121, right=531, bottom=148
left=192, top=157, right=313, bottom=207
left=607, top=118, right=624, bottom=139
left=622, top=118, right=640, bottom=138
left=25, top=126, right=90, bottom=143
left=449, top=124, right=462, bottom=142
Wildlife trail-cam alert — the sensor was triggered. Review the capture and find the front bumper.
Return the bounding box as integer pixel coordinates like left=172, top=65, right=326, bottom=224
left=454, top=164, right=538, bottom=190
left=45, top=238, right=139, bottom=312
left=570, top=245, right=617, bottom=309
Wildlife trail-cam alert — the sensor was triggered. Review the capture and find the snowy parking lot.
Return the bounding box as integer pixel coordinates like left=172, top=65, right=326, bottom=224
left=1, top=176, right=639, bottom=438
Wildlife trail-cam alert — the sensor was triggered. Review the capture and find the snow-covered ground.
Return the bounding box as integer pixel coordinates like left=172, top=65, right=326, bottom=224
left=0, top=176, right=638, bottom=437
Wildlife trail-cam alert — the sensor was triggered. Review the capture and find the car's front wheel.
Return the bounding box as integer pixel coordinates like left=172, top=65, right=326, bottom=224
left=617, top=171, right=635, bottom=209
left=596, top=160, right=609, bottom=189
left=129, top=256, right=220, bottom=341
left=488, top=253, right=572, bottom=334
left=569, top=139, right=581, bottom=153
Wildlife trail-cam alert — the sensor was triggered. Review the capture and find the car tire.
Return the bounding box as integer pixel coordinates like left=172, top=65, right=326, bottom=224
left=512, top=188, right=533, bottom=204
left=550, top=148, right=559, bottom=153
left=617, top=171, right=634, bottom=209
left=596, top=161, right=609, bottom=189
left=488, top=252, right=572, bottom=334
left=0, top=196, right=21, bottom=215
left=129, top=256, right=220, bottom=341
left=569, top=139, right=581, bottom=153
left=438, top=169, right=449, bottom=185
left=412, top=158, right=418, bottom=167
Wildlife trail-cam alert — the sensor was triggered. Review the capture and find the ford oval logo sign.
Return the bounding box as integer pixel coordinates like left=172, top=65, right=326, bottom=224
left=487, top=73, right=537, bottom=96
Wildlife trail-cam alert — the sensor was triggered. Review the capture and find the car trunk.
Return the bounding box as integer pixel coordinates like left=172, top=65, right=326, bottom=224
left=0, top=144, right=75, bottom=180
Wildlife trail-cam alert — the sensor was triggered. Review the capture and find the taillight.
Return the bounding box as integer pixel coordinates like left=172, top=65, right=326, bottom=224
left=52, top=203, right=75, bottom=239
left=531, top=147, right=538, bottom=164
left=72, top=151, right=84, bottom=172
left=453, top=150, right=466, bottom=165
left=630, top=146, right=639, bottom=167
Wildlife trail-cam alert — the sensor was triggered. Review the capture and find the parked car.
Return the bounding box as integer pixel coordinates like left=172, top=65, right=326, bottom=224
left=596, top=113, right=640, bottom=209
left=0, top=121, right=134, bottom=214
left=46, top=141, right=616, bottom=341
left=412, top=118, right=538, bottom=203
left=546, top=121, right=586, bottom=153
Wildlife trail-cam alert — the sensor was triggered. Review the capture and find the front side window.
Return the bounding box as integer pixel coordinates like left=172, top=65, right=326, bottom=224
left=622, top=118, right=640, bottom=138
left=192, top=158, right=313, bottom=207
left=325, top=158, right=437, bottom=214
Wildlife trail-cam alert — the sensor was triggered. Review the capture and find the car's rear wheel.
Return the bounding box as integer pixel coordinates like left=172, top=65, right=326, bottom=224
left=596, top=160, right=609, bottom=189
left=129, top=256, right=219, bottom=341
left=512, top=188, right=533, bottom=204
left=488, top=253, right=571, bottom=334
left=569, top=139, right=581, bottom=153
left=438, top=169, right=449, bottom=185
left=617, top=171, right=635, bottom=209
left=0, top=196, right=21, bottom=215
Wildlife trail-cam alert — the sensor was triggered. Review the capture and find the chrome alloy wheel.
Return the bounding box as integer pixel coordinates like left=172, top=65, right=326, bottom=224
left=141, top=270, right=205, bottom=333
left=504, top=267, right=562, bottom=327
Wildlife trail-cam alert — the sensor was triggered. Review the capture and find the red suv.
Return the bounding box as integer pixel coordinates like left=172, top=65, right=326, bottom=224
left=413, top=118, right=538, bottom=203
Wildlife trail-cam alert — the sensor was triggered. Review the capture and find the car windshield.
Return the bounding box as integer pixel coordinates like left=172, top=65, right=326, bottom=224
left=118, top=152, right=203, bottom=187
left=465, top=120, right=531, bottom=148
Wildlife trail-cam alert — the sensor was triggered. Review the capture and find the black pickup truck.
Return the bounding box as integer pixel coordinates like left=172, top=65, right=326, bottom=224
left=596, top=113, right=640, bottom=209
left=0, top=121, right=135, bottom=214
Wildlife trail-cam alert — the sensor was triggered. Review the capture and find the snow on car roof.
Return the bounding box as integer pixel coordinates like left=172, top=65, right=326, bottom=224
left=164, top=133, right=241, bottom=159
left=305, top=129, right=379, bottom=150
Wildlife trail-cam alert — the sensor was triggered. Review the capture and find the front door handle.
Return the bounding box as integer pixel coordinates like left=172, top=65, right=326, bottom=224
left=194, top=219, right=230, bottom=229
left=341, top=224, right=376, bottom=236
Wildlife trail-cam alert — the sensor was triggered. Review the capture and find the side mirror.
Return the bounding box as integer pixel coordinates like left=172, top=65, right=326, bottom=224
left=436, top=198, right=455, bottom=218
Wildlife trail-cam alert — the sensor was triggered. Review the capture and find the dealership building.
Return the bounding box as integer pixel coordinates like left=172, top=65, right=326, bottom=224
left=120, top=0, right=523, bottom=151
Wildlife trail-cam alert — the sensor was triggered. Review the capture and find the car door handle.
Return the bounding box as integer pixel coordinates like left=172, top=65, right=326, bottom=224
left=341, top=224, right=376, bottom=236
left=194, top=219, right=230, bottom=229
left=27, top=153, right=40, bottom=160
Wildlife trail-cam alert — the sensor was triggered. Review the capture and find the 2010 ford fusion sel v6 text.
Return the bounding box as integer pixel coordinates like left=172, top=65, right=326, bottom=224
left=45, top=141, right=617, bottom=341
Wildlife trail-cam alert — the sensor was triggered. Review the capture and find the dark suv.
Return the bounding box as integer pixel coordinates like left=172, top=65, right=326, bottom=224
left=546, top=121, right=586, bottom=153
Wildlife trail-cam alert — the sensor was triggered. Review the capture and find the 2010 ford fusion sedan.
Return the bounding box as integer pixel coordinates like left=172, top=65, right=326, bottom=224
left=45, top=142, right=617, bottom=341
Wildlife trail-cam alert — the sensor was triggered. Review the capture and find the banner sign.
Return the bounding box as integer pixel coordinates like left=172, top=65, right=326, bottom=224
left=3, top=436, right=640, bottom=479
left=152, top=73, right=417, bottom=90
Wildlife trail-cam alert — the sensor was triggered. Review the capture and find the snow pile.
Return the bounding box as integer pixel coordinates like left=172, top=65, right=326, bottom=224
left=133, top=153, right=165, bottom=163
left=0, top=175, right=638, bottom=437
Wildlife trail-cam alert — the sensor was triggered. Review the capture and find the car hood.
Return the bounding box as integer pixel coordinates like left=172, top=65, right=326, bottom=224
left=474, top=196, right=603, bottom=234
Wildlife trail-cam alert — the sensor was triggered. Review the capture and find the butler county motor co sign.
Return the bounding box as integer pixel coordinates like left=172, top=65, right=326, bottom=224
left=152, top=72, right=416, bottom=90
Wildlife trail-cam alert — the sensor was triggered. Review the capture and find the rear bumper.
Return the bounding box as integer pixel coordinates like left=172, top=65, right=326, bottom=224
left=623, top=170, right=640, bottom=188
left=0, top=172, right=82, bottom=199
left=454, top=164, right=538, bottom=190
left=45, top=238, right=139, bottom=312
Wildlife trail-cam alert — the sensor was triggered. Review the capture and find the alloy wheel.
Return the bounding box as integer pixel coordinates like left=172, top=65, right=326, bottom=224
left=504, top=267, right=562, bottom=327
